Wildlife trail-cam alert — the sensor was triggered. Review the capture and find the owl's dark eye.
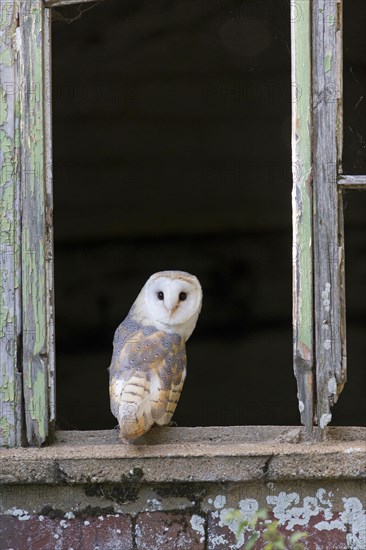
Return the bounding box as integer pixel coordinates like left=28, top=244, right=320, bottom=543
left=157, top=291, right=164, bottom=300
left=179, top=292, right=187, bottom=301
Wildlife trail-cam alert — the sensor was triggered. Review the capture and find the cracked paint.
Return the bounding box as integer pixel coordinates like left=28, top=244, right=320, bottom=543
left=17, top=0, right=54, bottom=446
left=0, top=0, right=22, bottom=447
left=0, top=375, right=15, bottom=402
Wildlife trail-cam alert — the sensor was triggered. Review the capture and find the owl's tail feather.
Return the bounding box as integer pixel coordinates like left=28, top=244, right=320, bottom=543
left=118, top=411, right=153, bottom=443
left=116, top=373, right=171, bottom=443
left=119, top=424, right=145, bottom=443
left=115, top=376, right=155, bottom=443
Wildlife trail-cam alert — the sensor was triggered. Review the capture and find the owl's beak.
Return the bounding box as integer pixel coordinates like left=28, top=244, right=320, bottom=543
left=167, top=304, right=179, bottom=317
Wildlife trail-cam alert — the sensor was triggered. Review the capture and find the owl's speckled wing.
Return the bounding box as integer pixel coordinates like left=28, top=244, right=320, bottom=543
left=109, top=319, right=186, bottom=442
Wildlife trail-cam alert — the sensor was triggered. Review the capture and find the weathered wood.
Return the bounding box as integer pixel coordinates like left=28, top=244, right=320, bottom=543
left=312, top=0, right=346, bottom=438
left=44, top=7, right=56, bottom=427
left=45, top=0, right=101, bottom=7
left=337, top=175, right=366, bottom=189
left=19, top=0, right=53, bottom=445
left=290, top=0, right=314, bottom=433
left=0, top=0, right=23, bottom=447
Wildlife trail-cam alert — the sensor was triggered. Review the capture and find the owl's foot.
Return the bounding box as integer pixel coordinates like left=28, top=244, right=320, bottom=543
left=168, top=420, right=178, bottom=427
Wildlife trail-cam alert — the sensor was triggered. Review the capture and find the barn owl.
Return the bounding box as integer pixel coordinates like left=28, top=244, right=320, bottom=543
left=109, top=271, right=202, bottom=443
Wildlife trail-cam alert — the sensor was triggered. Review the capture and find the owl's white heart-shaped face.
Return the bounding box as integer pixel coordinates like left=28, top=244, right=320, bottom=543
left=130, top=271, right=202, bottom=340
left=144, top=272, right=202, bottom=329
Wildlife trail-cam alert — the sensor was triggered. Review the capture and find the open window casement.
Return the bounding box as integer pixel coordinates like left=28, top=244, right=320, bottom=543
left=292, top=0, right=365, bottom=438
left=0, top=0, right=365, bottom=446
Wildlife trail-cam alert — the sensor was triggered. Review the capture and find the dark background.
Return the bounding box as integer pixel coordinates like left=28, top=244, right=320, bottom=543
left=52, top=0, right=365, bottom=430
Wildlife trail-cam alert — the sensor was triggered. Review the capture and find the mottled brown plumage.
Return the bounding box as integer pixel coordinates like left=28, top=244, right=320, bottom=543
left=109, top=327, right=186, bottom=441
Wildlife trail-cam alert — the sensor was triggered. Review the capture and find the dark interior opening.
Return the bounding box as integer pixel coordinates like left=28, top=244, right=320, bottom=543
left=52, top=0, right=365, bottom=430
left=343, top=0, right=366, bottom=174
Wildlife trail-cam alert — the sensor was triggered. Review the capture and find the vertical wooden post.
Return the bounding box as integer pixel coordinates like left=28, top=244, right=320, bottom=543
left=0, top=0, right=23, bottom=447
left=19, top=0, right=55, bottom=446
left=312, top=0, right=346, bottom=438
left=44, top=7, right=56, bottom=431
left=291, top=0, right=314, bottom=433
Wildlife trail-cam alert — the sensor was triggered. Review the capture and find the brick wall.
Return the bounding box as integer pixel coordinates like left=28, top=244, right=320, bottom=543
left=0, top=509, right=352, bottom=550
left=1, top=480, right=365, bottom=549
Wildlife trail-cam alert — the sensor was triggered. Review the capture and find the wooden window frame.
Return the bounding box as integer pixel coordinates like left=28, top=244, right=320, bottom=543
left=292, top=0, right=365, bottom=438
left=1, top=0, right=54, bottom=446
left=0, top=0, right=365, bottom=447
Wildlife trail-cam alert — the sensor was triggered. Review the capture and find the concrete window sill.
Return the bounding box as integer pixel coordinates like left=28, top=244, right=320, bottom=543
left=0, top=426, right=364, bottom=485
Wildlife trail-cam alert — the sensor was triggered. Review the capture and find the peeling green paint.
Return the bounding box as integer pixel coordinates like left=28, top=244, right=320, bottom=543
left=0, top=306, right=10, bottom=337
left=0, top=128, right=12, bottom=156
left=324, top=54, right=332, bottom=72
left=0, top=50, right=12, bottom=67
left=22, top=230, right=46, bottom=355
left=0, top=416, right=10, bottom=441
left=0, top=182, right=14, bottom=244
left=0, top=218, right=11, bottom=237
left=1, top=374, right=15, bottom=402
left=1, top=0, right=22, bottom=447
left=297, top=200, right=312, bottom=354
left=0, top=129, right=14, bottom=188
left=291, top=0, right=314, bottom=432
left=20, top=0, right=52, bottom=446
left=292, top=2, right=313, bottom=353
left=29, top=369, right=47, bottom=441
